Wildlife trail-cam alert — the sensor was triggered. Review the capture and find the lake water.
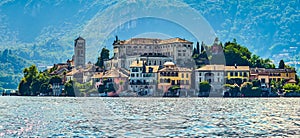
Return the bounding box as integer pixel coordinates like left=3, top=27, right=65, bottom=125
left=0, top=97, right=299, bottom=137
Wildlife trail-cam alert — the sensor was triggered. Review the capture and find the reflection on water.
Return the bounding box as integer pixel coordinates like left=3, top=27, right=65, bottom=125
left=0, top=97, right=299, bottom=137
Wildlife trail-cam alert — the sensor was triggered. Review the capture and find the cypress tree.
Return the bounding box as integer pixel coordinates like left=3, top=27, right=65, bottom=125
left=196, top=42, right=200, bottom=54
left=279, top=60, right=285, bottom=69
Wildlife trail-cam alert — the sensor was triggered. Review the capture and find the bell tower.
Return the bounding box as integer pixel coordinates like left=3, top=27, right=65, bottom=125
left=74, top=36, right=86, bottom=68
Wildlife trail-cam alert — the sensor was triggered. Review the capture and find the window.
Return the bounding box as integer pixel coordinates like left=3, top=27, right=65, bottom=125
left=186, top=73, right=188, bottom=78
left=134, top=46, right=137, bottom=48
left=183, top=53, right=185, bottom=56
left=182, top=73, right=184, bottom=78
left=178, top=53, right=181, bottom=56
left=235, top=72, right=238, bottom=76
left=137, top=74, right=139, bottom=77
left=183, top=50, right=186, bottom=52
left=199, top=78, right=202, bottom=82
left=199, top=73, right=202, bottom=76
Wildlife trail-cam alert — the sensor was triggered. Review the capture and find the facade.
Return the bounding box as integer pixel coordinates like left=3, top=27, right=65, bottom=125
left=195, top=65, right=250, bottom=96
left=74, top=36, right=86, bottom=68
left=195, top=65, right=225, bottom=92
left=225, top=65, right=250, bottom=83
left=158, top=62, right=192, bottom=94
left=250, top=68, right=296, bottom=87
left=91, top=68, right=129, bottom=94
left=105, top=53, right=172, bottom=70
left=109, top=37, right=193, bottom=70
left=65, top=64, right=96, bottom=84
left=129, top=60, right=159, bottom=96
left=102, top=68, right=129, bottom=94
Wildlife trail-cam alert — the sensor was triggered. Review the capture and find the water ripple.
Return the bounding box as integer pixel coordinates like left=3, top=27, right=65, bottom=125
left=0, top=97, right=299, bottom=137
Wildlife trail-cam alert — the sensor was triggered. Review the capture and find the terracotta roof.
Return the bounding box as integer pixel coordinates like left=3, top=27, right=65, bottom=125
left=225, top=66, right=250, bottom=71
left=116, top=37, right=192, bottom=45
left=196, top=65, right=225, bottom=71
left=160, top=38, right=192, bottom=44
left=287, top=79, right=296, bottom=83
left=92, top=72, right=104, bottom=78
left=250, top=68, right=296, bottom=74
left=159, top=66, right=192, bottom=72
left=103, top=68, right=128, bottom=78
left=66, top=69, right=79, bottom=76
left=130, top=60, right=144, bottom=67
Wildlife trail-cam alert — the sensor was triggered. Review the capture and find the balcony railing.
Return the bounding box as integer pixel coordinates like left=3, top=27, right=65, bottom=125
left=130, top=82, right=156, bottom=85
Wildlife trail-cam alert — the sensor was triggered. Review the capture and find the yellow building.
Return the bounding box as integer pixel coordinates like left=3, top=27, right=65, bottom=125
left=225, top=66, right=250, bottom=83
left=158, top=62, right=192, bottom=93
left=250, top=68, right=296, bottom=86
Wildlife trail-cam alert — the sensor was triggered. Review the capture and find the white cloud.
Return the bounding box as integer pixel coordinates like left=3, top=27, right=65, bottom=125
left=0, top=0, right=15, bottom=7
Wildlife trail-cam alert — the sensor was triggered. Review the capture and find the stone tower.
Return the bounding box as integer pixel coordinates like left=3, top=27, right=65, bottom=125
left=74, top=36, right=86, bottom=68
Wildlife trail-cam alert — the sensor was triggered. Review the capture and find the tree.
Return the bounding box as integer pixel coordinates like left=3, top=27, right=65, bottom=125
left=18, top=65, right=39, bottom=96
left=40, top=83, right=50, bottom=95
left=241, top=82, right=253, bottom=96
left=199, top=81, right=211, bottom=92
left=65, top=81, right=75, bottom=96
left=49, top=75, right=62, bottom=84
left=192, top=48, right=197, bottom=56
left=223, top=40, right=251, bottom=66
left=252, top=79, right=261, bottom=87
left=196, top=42, right=200, bottom=54
left=18, top=78, right=30, bottom=96
left=223, top=84, right=240, bottom=97
left=200, top=41, right=205, bottom=53
left=279, top=60, right=285, bottom=69
left=96, top=48, right=110, bottom=68
left=283, top=83, right=300, bottom=92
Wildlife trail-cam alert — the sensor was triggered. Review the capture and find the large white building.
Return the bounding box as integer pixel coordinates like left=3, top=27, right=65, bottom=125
left=106, top=37, right=194, bottom=70
left=195, top=65, right=225, bottom=92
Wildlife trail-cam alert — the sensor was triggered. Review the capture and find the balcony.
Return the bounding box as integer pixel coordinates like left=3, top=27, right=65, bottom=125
left=130, top=81, right=155, bottom=85
left=160, top=72, right=178, bottom=77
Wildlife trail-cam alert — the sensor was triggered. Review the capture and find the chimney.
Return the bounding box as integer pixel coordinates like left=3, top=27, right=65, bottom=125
left=234, top=64, right=237, bottom=69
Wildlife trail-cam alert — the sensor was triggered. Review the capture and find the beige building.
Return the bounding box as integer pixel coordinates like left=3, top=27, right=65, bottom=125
left=250, top=68, right=296, bottom=87
left=158, top=62, right=192, bottom=95
left=108, top=37, right=193, bottom=70
left=195, top=65, right=225, bottom=92
left=195, top=65, right=250, bottom=96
